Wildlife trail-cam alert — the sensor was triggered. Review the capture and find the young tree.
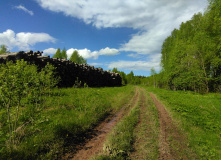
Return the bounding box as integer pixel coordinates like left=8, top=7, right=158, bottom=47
left=61, top=48, right=67, bottom=60
left=69, top=50, right=87, bottom=64
left=0, top=45, right=9, bottom=54
left=0, top=60, right=58, bottom=144
left=127, top=71, right=134, bottom=84
left=52, top=48, right=62, bottom=59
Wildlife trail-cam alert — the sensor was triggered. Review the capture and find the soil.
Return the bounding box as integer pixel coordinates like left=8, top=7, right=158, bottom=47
left=63, top=87, right=140, bottom=160
left=149, top=92, right=190, bottom=160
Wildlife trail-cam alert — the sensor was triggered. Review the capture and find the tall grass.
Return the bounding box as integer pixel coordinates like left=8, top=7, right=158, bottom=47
left=144, top=86, right=221, bottom=159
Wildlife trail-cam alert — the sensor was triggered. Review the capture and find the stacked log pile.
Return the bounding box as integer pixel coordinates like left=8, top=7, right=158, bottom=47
left=0, top=51, right=122, bottom=87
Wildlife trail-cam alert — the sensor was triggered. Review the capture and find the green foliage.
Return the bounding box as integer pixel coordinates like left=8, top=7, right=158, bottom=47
left=0, top=77, right=134, bottom=159
left=126, top=71, right=134, bottom=84
left=52, top=48, right=62, bottom=59
left=61, top=48, right=67, bottom=60
left=52, top=48, right=66, bottom=59
left=52, top=48, right=67, bottom=59
left=159, top=1, right=221, bottom=93
left=0, top=60, right=58, bottom=158
left=111, top=69, right=145, bottom=86
left=0, top=45, right=9, bottom=54
left=112, top=68, right=127, bottom=85
left=69, top=50, right=87, bottom=64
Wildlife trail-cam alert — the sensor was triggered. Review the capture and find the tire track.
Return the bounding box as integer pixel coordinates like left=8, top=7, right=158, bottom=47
left=130, top=89, right=159, bottom=160
left=149, top=92, right=190, bottom=160
left=63, top=87, right=140, bottom=160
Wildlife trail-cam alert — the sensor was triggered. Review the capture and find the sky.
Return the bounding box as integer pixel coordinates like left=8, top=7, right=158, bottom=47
left=0, top=0, right=208, bottom=76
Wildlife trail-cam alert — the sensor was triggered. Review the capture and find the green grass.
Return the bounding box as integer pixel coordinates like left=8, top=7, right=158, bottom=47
left=0, top=85, right=135, bottom=159
left=143, top=86, right=221, bottom=159
left=131, top=90, right=159, bottom=160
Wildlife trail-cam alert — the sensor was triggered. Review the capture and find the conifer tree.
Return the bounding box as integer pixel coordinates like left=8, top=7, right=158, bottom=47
left=52, top=48, right=62, bottom=59
left=61, top=48, right=67, bottom=59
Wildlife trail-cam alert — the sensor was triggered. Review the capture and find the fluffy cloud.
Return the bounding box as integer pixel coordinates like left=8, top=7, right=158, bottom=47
left=0, top=29, right=56, bottom=50
left=37, top=0, right=207, bottom=55
left=15, top=5, right=34, bottom=16
left=66, top=47, right=119, bottom=59
left=43, top=48, right=57, bottom=55
left=66, top=48, right=99, bottom=59
left=99, top=47, right=119, bottom=56
left=108, top=60, right=160, bottom=72
left=108, top=52, right=162, bottom=72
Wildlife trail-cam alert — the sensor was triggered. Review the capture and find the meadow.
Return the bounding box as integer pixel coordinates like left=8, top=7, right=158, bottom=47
left=0, top=69, right=135, bottom=160
left=144, top=86, right=221, bottom=159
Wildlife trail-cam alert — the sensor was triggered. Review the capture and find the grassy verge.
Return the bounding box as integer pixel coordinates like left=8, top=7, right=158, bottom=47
left=130, top=90, right=159, bottom=160
left=95, top=89, right=140, bottom=160
left=143, top=86, right=221, bottom=159
left=0, top=85, right=135, bottom=159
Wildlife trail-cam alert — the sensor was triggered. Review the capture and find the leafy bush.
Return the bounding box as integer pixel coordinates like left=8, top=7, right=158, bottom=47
left=0, top=60, right=58, bottom=157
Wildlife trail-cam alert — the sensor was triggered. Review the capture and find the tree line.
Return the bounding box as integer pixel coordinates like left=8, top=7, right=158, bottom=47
left=140, top=0, right=221, bottom=93
left=115, top=0, right=221, bottom=93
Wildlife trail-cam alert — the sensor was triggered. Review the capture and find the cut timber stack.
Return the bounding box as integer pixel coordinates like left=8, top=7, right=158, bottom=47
left=0, top=51, right=122, bottom=87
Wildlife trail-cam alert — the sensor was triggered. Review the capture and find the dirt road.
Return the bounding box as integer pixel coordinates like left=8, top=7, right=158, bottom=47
left=63, top=87, right=140, bottom=160
left=63, top=88, right=191, bottom=160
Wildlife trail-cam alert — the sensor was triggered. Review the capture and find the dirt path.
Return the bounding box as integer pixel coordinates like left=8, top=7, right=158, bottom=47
left=130, top=89, right=150, bottom=160
left=130, top=89, right=159, bottom=160
left=64, top=87, right=140, bottom=160
left=149, top=92, right=190, bottom=160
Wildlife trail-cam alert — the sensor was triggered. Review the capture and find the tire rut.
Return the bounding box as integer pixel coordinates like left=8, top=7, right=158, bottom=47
left=149, top=92, right=190, bottom=160
left=130, top=88, right=159, bottom=160
left=130, top=88, right=148, bottom=160
left=63, top=87, right=140, bottom=160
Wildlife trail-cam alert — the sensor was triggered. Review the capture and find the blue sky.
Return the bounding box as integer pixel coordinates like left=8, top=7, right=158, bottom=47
left=0, top=0, right=207, bottom=76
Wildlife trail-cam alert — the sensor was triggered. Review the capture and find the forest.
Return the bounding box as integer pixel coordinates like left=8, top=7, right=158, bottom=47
left=141, top=0, right=221, bottom=93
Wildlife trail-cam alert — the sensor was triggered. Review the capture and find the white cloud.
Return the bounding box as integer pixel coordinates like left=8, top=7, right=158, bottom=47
left=15, top=5, right=34, bottom=16
left=108, top=60, right=160, bottom=72
left=43, top=48, right=57, bottom=55
left=0, top=29, right=56, bottom=50
left=66, top=48, right=99, bottom=59
left=66, top=47, right=119, bottom=59
left=88, top=63, right=104, bottom=67
left=37, top=0, right=207, bottom=55
left=99, top=47, right=119, bottom=55
left=127, top=53, right=143, bottom=59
